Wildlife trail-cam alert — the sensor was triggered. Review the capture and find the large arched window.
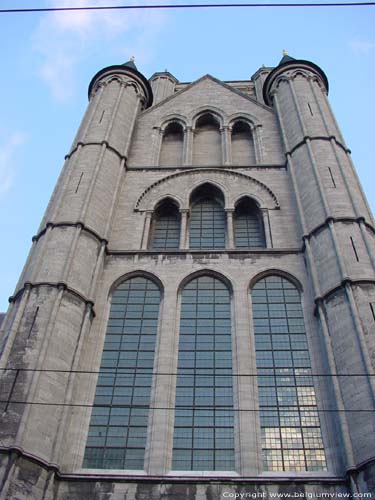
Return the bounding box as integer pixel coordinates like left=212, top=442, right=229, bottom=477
left=251, top=275, right=326, bottom=472
left=150, top=199, right=180, bottom=249
left=193, top=113, right=222, bottom=166
left=189, top=184, right=226, bottom=250
left=172, top=275, right=235, bottom=471
left=159, top=122, right=184, bottom=166
left=231, top=121, right=256, bottom=165
left=83, top=276, right=161, bottom=470
left=234, top=197, right=265, bottom=248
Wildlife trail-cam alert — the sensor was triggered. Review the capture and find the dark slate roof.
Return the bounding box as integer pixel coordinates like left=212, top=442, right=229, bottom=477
left=123, top=59, right=137, bottom=70
left=278, top=54, right=296, bottom=65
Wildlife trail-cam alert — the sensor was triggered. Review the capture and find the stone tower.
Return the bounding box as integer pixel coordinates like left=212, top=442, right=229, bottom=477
left=0, top=55, right=374, bottom=499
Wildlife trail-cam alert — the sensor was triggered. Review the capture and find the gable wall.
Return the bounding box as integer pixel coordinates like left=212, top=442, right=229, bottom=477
left=128, top=77, right=285, bottom=166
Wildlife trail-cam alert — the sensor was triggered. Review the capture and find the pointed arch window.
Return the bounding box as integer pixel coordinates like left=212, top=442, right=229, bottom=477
left=231, top=121, right=256, bottom=165
left=172, top=275, right=235, bottom=471
left=234, top=198, right=265, bottom=248
left=83, top=276, right=161, bottom=470
left=189, top=184, right=226, bottom=250
left=193, top=113, right=222, bottom=166
left=159, top=122, right=184, bottom=166
left=251, top=275, right=327, bottom=472
left=150, top=199, right=180, bottom=249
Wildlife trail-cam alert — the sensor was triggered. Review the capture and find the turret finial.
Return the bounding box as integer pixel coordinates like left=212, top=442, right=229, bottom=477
left=282, top=49, right=288, bottom=56
left=130, top=56, right=135, bottom=62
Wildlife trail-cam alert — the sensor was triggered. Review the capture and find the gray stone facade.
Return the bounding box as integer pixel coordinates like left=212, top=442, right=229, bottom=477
left=0, top=55, right=374, bottom=499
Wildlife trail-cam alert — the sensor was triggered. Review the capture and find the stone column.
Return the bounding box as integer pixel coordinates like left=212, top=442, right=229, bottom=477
left=179, top=209, right=189, bottom=249
left=226, top=209, right=235, bottom=249
left=221, top=125, right=231, bottom=165
left=141, top=211, right=153, bottom=250
left=183, top=126, right=193, bottom=165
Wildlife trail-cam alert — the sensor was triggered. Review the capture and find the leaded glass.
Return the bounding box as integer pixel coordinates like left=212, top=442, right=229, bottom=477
left=251, top=276, right=327, bottom=472
left=234, top=199, right=265, bottom=248
left=151, top=201, right=180, bottom=249
left=83, top=277, right=160, bottom=469
left=172, top=276, right=235, bottom=471
left=189, top=199, right=226, bottom=249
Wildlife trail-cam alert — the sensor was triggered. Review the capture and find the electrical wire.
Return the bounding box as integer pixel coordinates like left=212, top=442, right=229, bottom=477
left=0, top=367, right=374, bottom=377
left=0, top=2, right=374, bottom=14
left=1, top=400, right=374, bottom=411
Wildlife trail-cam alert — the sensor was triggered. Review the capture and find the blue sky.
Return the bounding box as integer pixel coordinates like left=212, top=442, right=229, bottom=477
left=0, top=0, right=374, bottom=311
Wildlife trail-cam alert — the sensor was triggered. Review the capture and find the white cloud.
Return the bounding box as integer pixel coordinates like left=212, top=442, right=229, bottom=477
left=0, top=133, right=27, bottom=197
left=32, top=0, right=169, bottom=101
left=349, top=39, right=375, bottom=54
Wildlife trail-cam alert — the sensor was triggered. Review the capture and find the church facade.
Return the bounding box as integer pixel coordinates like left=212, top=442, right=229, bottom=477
left=0, top=54, right=374, bottom=499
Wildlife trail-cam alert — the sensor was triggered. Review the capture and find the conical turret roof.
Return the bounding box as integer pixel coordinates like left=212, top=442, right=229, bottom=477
left=278, top=54, right=296, bottom=65
left=123, top=58, right=137, bottom=70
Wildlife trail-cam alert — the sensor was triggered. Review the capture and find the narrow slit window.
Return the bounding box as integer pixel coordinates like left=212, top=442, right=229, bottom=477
left=328, top=167, right=336, bottom=188
left=251, top=275, right=327, bottom=472
left=27, top=306, right=39, bottom=339
left=350, top=237, right=359, bottom=262
left=75, top=172, right=84, bottom=193
left=370, top=303, right=375, bottom=321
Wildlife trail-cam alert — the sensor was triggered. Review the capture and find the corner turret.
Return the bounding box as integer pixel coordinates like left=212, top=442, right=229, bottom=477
left=149, top=70, right=179, bottom=104
left=261, top=53, right=375, bottom=482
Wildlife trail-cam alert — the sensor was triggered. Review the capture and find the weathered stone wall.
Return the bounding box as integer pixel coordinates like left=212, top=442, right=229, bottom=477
left=1, top=58, right=374, bottom=499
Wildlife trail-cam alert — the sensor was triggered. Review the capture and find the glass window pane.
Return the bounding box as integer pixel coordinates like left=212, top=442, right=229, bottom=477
left=173, top=276, right=235, bottom=471
left=189, top=198, right=226, bottom=250
left=251, top=276, right=327, bottom=472
left=83, top=277, right=160, bottom=470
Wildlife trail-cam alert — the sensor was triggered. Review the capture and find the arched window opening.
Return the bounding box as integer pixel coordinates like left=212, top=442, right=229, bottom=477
left=231, top=121, right=255, bottom=165
left=189, top=184, right=226, bottom=250
left=234, top=198, right=265, bottom=248
left=172, top=275, right=235, bottom=471
left=83, top=276, right=161, bottom=470
left=251, top=275, right=327, bottom=472
left=150, top=199, right=180, bottom=249
left=193, top=113, right=222, bottom=166
left=159, top=122, right=184, bottom=166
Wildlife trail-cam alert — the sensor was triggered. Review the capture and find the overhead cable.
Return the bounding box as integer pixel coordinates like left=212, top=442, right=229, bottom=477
left=0, top=2, right=375, bottom=14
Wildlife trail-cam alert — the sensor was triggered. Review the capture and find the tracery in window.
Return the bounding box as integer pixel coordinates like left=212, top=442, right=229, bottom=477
left=231, top=121, right=255, bottom=165
left=251, top=275, right=327, bottom=472
left=189, top=184, right=226, bottom=250
left=150, top=198, right=180, bottom=249
left=234, top=197, right=265, bottom=248
left=83, top=276, right=161, bottom=470
left=193, top=113, right=222, bottom=166
left=172, top=275, right=235, bottom=471
left=159, top=122, right=184, bottom=166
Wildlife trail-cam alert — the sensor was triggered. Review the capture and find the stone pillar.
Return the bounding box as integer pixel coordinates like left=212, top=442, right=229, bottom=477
left=226, top=209, right=235, bottom=249
left=142, top=211, right=153, bottom=250
left=261, top=208, right=272, bottom=248
left=183, top=126, right=193, bottom=165
left=221, top=125, right=231, bottom=165
left=179, top=209, right=189, bottom=249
